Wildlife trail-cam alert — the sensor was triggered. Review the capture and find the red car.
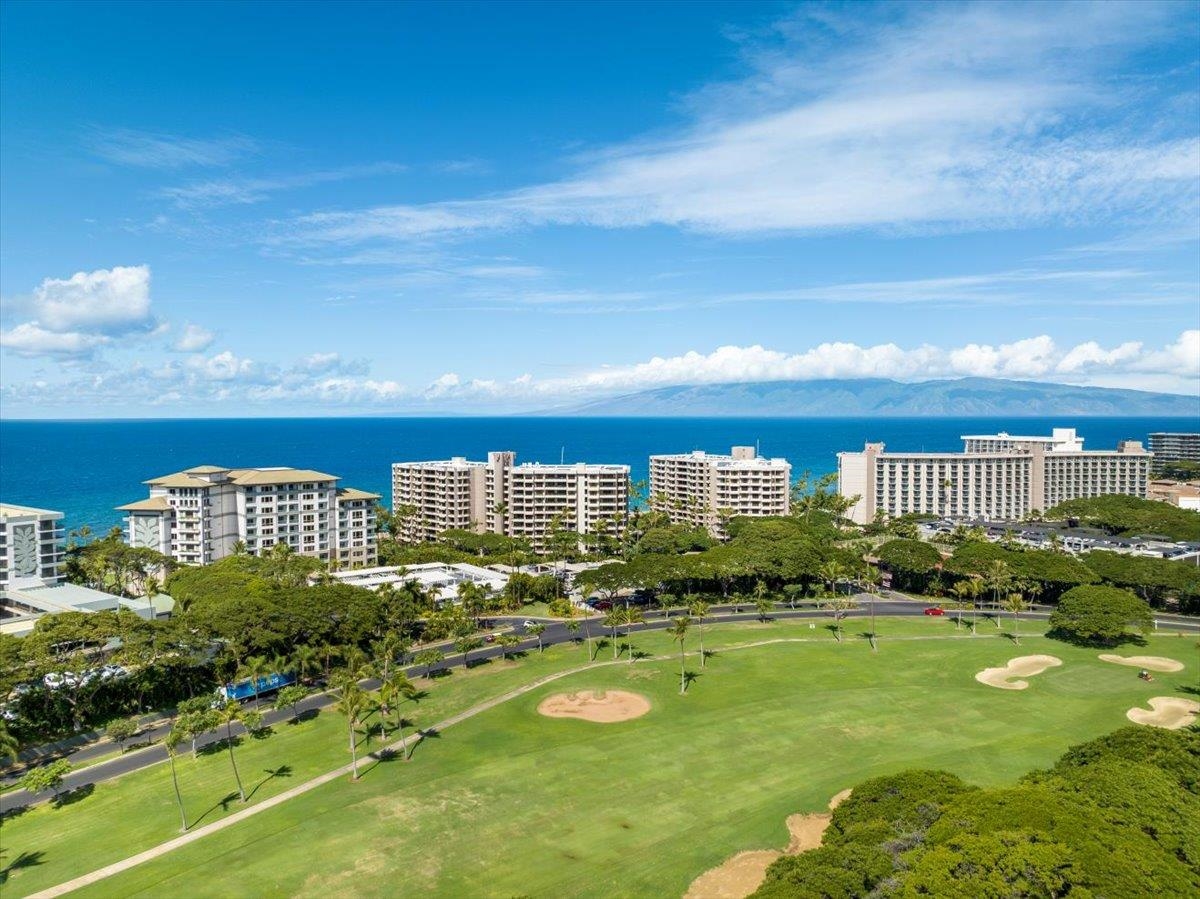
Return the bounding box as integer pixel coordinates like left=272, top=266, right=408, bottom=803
left=923, top=607, right=946, bottom=616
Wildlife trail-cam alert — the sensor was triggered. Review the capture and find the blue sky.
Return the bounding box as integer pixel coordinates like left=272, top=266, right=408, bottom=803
left=1, top=0, right=1197, bottom=417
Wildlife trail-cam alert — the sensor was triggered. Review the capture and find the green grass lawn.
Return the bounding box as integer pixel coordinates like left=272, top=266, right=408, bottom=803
left=2, top=616, right=1197, bottom=898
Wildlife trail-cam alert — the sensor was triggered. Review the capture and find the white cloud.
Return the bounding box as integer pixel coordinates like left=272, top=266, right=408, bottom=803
left=4, top=331, right=1196, bottom=414
left=1, top=265, right=163, bottom=360
left=279, top=3, right=1198, bottom=248
left=88, top=127, right=257, bottom=168
left=0, top=323, right=109, bottom=358
left=185, top=350, right=255, bottom=382
left=172, top=323, right=215, bottom=353
left=30, top=265, right=154, bottom=335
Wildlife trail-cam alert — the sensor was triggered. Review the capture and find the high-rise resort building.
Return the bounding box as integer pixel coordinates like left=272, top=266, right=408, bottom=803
left=649, top=446, right=791, bottom=536
left=118, top=466, right=378, bottom=568
left=837, top=428, right=1151, bottom=525
left=0, top=503, right=65, bottom=590
left=391, top=452, right=630, bottom=551
left=1148, top=432, right=1200, bottom=471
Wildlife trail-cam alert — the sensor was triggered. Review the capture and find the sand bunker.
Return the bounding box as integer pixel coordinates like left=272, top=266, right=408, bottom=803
left=1099, top=654, right=1185, bottom=673
left=975, top=655, right=1063, bottom=690
left=683, top=850, right=782, bottom=899
left=536, top=690, right=650, bottom=723
left=685, top=790, right=852, bottom=899
left=1126, top=697, right=1200, bottom=730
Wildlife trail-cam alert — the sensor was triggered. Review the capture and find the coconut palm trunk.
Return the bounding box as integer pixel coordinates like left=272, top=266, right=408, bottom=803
left=224, top=719, right=245, bottom=802
left=348, top=716, right=359, bottom=779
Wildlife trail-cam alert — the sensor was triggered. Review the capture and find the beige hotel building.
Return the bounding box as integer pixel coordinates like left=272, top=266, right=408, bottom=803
left=391, top=451, right=630, bottom=551
left=119, top=465, right=378, bottom=568
left=649, top=446, right=791, bottom=536
left=837, top=428, right=1151, bottom=525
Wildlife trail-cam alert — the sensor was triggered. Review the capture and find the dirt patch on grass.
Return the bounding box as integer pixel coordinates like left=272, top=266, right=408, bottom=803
left=536, top=689, right=650, bottom=723
left=1127, top=697, right=1200, bottom=730
left=1099, top=654, right=1184, bottom=673
left=975, top=655, right=1062, bottom=690
left=685, top=790, right=852, bottom=899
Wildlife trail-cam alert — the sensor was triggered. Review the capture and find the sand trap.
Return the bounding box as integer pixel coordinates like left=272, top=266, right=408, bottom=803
left=1099, top=654, right=1185, bottom=673
left=685, top=790, right=852, bottom=899
left=975, top=655, right=1063, bottom=690
left=1126, top=697, right=1200, bottom=730
left=683, top=850, right=781, bottom=899
left=536, top=690, right=650, bottom=723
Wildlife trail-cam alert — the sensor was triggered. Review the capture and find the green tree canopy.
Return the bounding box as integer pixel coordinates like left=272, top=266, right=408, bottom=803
left=1047, top=585, right=1153, bottom=645
left=1046, top=494, right=1200, bottom=542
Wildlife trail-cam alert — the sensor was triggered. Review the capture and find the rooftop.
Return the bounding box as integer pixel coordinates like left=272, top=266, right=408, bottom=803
left=0, top=503, right=64, bottom=519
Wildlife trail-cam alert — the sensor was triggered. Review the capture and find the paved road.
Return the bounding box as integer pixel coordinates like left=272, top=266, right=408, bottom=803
left=4, top=598, right=1198, bottom=814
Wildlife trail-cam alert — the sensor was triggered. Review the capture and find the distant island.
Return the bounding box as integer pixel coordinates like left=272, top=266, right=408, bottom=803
left=559, top=377, right=1200, bottom=417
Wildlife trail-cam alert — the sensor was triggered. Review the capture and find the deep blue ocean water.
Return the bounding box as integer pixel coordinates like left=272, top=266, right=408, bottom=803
left=1, top=416, right=1193, bottom=535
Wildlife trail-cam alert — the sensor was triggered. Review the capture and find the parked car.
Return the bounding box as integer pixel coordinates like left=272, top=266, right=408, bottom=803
left=923, top=607, right=946, bottom=616
left=43, top=672, right=67, bottom=689
left=522, top=620, right=537, bottom=629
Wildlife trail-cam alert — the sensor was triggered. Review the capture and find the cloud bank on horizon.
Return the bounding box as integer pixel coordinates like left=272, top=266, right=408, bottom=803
left=0, top=1, right=1197, bottom=416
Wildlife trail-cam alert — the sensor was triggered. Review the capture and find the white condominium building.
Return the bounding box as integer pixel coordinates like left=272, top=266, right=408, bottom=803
left=649, top=446, right=791, bottom=535
left=391, top=456, right=488, bottom=542
left=838, top=428, right=1151, bottom=525
left=391, top=451, right=630, bottom=551
left=119, top=465, right=378, bottom=568
left=1148, top=432, right=1200, bottom=469
left=0, top=503, right=65, bottom=589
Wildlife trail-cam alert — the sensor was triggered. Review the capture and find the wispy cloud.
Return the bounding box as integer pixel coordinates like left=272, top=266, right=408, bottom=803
left=275, top=2, right=1199, bottom=249
left=87, top=127, right=258, bottom=169
left=159, top=162, right=407, bottom=209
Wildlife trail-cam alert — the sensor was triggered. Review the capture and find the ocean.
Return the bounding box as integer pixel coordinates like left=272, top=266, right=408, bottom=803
left=0, top=416, right=1192, bottom=535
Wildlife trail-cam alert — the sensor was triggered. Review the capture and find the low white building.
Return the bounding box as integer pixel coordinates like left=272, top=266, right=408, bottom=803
left=325, top=562, right=509, bottom=606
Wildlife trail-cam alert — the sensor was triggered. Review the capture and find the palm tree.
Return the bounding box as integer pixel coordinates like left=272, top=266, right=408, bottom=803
left=984, top=559, right=1011, bottom=608
left=291, top=645, right=321, bottom=685
left=754, top=595, right=774, bottom=622
left=820, top=595, right=857, bottom=643
left=564, top=619, right=582, bottom=654
left=164, top=728, right=189, bottom=832
left=818, top=560, right=845, bottom=597
left=216, top=701, right=249, bottom=802
left=671, top=617, right=690, bottom=694
left=949, top=580, right=974, bottom=631
left=624, top=606, right=644, bottom=663
left=371, top=632, right=404, bottom=678
left=860, top=566, right=882, bottom=650
left=1004, top=592, right=1029, bottom=645
left=241, top=655, right=271, bottom=707
left=336, top=683, right=367, bottom=781
left=454, top=635, right=482, bottom=669
left=497, top=634, right=521, bottom=660
left=603, top=609, right=624, bottom=660
left=688, top=598, right=711, bottom=667
left=0, top=721, right=20, bottom=766
left=527, top=622, right=547, bottom=653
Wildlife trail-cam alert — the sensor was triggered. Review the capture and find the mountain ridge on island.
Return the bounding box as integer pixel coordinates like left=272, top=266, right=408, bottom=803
left=553, top=377, right=1200, bottom=417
